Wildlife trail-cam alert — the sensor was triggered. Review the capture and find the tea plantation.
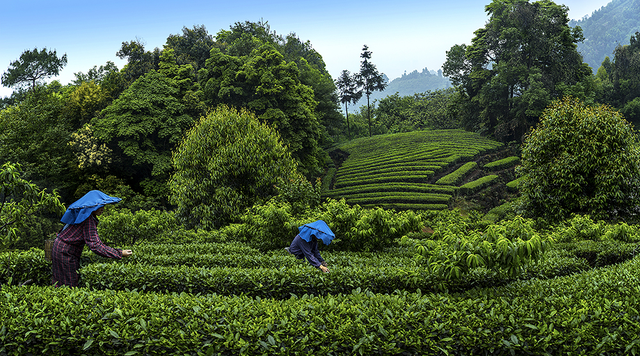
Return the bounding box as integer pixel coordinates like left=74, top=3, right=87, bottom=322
left=3, top=130, right=640, bottom=355
left=4, top=209, right=640, bottom=354
left=323, top=129, right=519, bottom=212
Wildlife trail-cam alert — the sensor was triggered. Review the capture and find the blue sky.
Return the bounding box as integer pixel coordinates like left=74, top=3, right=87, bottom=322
left=0, top=0, right=612, bottom=98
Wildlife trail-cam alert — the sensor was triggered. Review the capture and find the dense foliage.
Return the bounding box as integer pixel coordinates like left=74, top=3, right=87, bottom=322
left=517, top=97, right=640, bottom=221
left=596, top=32, right=640, bottom=126
left=0, top=163, right=64, bottom=251
left=169, top=106, right=316, bottom=230
left=5, top=8, right=640, bottom=354
left=570, top=0, right=640, bottom=73
left=443, top=0, right=592, bottom=141
left=375, top=88, right=458, bottom=132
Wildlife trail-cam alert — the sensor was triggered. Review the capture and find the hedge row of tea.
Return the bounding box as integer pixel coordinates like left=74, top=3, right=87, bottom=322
left=4, top=256, right=640, bottom=355
left=324, top=130, right=508, bottom=210
left=4, top=235, right=636, bottom=299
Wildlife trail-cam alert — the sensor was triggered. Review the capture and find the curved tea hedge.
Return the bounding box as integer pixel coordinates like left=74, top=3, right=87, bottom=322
left=4, top=256, right=640, bottom=355
left=326, top=130, right=503, bottom=210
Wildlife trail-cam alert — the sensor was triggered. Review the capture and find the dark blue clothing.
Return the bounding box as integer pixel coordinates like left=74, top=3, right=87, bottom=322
left=288, top=234, right=325, bottom=268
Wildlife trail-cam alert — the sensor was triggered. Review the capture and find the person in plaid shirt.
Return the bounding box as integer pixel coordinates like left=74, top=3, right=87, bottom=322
left=51, top=190, right=132, bottom=287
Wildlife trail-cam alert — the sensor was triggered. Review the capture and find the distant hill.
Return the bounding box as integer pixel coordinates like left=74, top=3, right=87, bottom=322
left=351, top=68, right=451, bottom=110
left=570, top=0, right=640, bottom=73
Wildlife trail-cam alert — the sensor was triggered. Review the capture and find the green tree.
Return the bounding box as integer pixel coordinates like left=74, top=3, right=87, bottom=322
left=517, top=97, right=640, bottom=221
left=0, top=162, right=65, bottom=251
left=335, top=70, right=362, bottom=139
left=165, top=25, right=215, bottom=75
left=280, top=33, right=344, bottom=141
left=443, top=0, right=592, bottom=141
left=72, top=61, right=119, bottom=86
left=1, top=48, right=67, bottom=91
left=91, top=68, right=198, bottom=197
left=201, top=44, right=324, bottom=177
left=0, top=84, right=78, bottom=200
left=116, top=39, right=161, bottom=85
left=412, top=88, right=459, bottom=129
left=213, top=21, right=343, bottom=146
left=356, top=45, right=387, bottom=137
left=169, top=106, right=310, bottom=229
left=375, top=92, right=414, bottom=133
left=608, top=32, right=640, bottom=125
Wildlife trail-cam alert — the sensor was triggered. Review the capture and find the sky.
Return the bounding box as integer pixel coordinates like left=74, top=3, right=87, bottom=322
left=0, top=0, right=613, bottom=99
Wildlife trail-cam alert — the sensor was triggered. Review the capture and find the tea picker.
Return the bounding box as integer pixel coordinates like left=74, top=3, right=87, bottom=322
left=51, top=190, right=133, bottom=287
left=285, top=220, right=334, bottom=273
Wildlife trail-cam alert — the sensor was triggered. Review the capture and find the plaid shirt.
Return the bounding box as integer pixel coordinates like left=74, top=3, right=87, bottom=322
left=51, top=215, right=122, bottom=287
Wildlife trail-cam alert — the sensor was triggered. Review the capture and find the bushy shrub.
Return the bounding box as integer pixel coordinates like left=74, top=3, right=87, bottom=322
left=220, top=198, right=423, bottom=252
left=169, top=106, right=314, bottom=230
left=548, top=214, right=605, bottom=243
left=7, top=214, right=59, bottom=251
left=409, top=215, right=551, bottom=280
left=0, top=248, right=50, bottom=286
left=236, top=200, right=300, bottom=251
left=98, top=208, right=180, bottom=246
left=518, top=97, right=640, bottom=221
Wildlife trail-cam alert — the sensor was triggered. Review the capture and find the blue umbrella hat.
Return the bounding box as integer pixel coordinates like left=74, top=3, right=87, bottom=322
left=60, top=190, right=121, bottom=225
left=298, top=220, right=335, bottom=245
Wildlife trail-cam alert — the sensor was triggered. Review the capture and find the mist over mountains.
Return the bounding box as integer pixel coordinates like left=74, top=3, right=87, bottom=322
left=570, top=0, right=640, bottom=73
left=349, top=0, right=638, bottom=112
left=351, top=67, right=451, bottom=110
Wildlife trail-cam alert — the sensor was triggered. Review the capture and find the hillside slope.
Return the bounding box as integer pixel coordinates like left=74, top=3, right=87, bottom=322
left=323, top=130, right=519, bottom=213
left=570, top=0, right=640, bottom=72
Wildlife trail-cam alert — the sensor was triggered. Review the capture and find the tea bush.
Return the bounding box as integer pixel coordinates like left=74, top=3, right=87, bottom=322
left=98, top=208, right=181, bottom=246
left=483, top=156, right=520, bottom=171
left=0, top=248, right=50, bottom=286
left=435, top=161, right=477, bottom=185
left=7, top=257, right=640, bottom=355
left=459, top=175, right=499, bottom=194
left=518, top=97, right=640, bottom=221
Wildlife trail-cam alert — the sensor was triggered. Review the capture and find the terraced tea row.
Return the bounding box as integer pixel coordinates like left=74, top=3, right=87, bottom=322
left=325, top=129, right=504, bottom=210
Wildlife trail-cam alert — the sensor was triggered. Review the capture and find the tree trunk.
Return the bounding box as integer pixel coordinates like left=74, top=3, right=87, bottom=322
left=367, top=94, right=371, bottom=137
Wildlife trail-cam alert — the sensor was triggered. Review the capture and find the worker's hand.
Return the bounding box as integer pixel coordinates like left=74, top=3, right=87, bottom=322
left=121, top=249, right=133, bottom=257
left=321, top=261, right=328, bottom=267
left=319, top=265, right=330, bottom=273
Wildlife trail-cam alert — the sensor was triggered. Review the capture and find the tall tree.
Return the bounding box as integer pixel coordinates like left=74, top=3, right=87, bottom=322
left=116, top=39, right=161, bottom=85
left=356, top=45, right=387, bottom=137
left=443, top=0, right=592, bottom=141
left=200, top=44, right=325, bottom=177
left=0, top=84, right=77, bottom=199
left=603, top=32, right=640, bottom=125
left=1, top=48, right=67, bottom=91
left=165, top=25, right=215, bottom=74
left=214, top=21, right=343, bottom=143
left=91, top=66, right=198, bottom=197
left=335, top=70, right=362, bottom=139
